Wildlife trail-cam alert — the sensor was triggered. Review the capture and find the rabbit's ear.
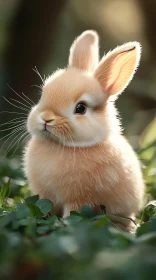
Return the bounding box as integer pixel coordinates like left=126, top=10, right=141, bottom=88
left=94, top=42, right=141, bottom=96
left=68, top=30, right=99, bottom=72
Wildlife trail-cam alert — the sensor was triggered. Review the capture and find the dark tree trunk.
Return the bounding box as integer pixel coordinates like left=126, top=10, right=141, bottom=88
left=137, top=0, right=156, bottom=68
left=1, top=0, right=66, bottom=112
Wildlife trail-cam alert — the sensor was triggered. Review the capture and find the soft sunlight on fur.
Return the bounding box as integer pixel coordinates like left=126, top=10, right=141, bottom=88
left=69, top=30, right=99, bottom=71
left=24, top=30, right=144, bottom=231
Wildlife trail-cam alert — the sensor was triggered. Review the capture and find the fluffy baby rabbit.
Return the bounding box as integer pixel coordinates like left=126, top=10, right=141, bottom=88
left=24, top=30, right=144, bottom=230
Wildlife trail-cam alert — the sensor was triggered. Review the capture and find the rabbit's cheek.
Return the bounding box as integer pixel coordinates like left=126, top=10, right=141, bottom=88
left=27, top=105, right=39, bottom=132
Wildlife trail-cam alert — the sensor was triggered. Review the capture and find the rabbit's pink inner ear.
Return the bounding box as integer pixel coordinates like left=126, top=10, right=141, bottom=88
left=94, top=44, right=140, bottom=96
left=68, top=30, right=99, bottom=72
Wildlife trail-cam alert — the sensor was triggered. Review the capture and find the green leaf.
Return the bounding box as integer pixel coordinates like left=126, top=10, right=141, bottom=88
left=0, top=179, right=11, bottom=207
left=141, top=200, right=156, bottom=222
left=35, top=199, right=53, bottom=214
left=80, top=205, right=95, bottom=218
left=70, top=210, right=81, bottom=216
left=37, top=225, right=50, bottom=235
left=66, top=215, right=83, bottom=224
left=16, top=203, right=31, bottom=219
left=0, top=212, right=16, bottom=229
left=26, top=202, right=43, bottom=217
left=136, top=232, right=156, bottom=245
left=136, top=222, right=149, bottom=236
left=138, top=140, right=156, bottom=155
left=25, top=194, right=39, bottom=204
left=92, top=216, right=109, bottom=229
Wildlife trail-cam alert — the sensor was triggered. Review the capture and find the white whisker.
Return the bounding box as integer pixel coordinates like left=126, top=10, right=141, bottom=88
left=67, top=132, right=76, bottom=167
left=10, top=98, right=31, bottom=110
left=0, top=123, right=26, bottom=132
left=3, top=97, right=29, bottom=112
left=6, top=83, right=34, bottom=107
left=5, top=129, right=25, bottom=155
left=0, top=125, right=26, bottom=152
left=60, top=131, right=65, bottom=158
left=0, top=111, right=28, bottom=116
left=21, top=133, right=30, bottom=145
left=0, top=127, right=22, bottom=142
left=2, top=120, right=26, bottom=130
left=33, top=66, right=44, bottom=83
left=8, top=130, right=28, bottom=157
left=30, top=84, right=43, bottom=90
left=22, top=92, right=35, bottom=106
left=0, top=117, right=27, bottom=127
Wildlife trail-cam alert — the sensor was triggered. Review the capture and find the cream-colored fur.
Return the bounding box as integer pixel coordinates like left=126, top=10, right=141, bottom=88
left=23, top=30, right=144, bottom=230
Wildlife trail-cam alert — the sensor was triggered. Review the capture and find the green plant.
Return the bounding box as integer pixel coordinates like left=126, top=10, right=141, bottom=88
left=0, top=134, right=156, bottom=279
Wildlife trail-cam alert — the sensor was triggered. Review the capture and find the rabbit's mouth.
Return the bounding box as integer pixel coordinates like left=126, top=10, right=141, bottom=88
left=40, top=129, right=60, bottom=142
left=38, top=122, right=51, bottom=132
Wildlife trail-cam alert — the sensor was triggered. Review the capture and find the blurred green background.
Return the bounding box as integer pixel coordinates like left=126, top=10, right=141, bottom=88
left=0, top=0, right=156, bottom=189
left=0, top=0, right=156, bottom=147
left=0, top=0, right=156, bottom=137
left=0, top=0, right=155, bottom=191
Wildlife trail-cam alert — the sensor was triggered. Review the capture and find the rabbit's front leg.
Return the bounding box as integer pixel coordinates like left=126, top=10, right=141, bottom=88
left=63, top=204, right=74, bottom=218
left=63, top=204, right=82, bottom=218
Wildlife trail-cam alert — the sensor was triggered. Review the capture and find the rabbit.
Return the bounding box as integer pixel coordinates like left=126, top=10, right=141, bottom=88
left=23, top=30, right=144, bottom=231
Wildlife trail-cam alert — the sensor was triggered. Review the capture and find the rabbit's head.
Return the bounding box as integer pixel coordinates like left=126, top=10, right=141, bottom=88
left=27, top=31, right=141, bottom=147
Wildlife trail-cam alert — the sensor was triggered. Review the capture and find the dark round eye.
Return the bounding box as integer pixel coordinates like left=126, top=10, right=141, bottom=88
left=74, top=102, right=87, bottom=114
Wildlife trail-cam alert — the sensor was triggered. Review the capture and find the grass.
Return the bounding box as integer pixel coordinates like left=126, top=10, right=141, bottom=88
left=0, top=123, right=156, bottom=279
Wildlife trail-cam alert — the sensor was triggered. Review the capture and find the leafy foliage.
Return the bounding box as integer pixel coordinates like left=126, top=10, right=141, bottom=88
left=0, top=136, right=156, bottom=279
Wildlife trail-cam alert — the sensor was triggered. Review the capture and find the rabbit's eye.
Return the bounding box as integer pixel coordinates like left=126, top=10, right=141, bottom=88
left=74, top=102, right=87, bottom=114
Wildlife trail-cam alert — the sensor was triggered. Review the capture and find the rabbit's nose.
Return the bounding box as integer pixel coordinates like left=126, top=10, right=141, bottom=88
left=45, top=119, right=54, bottom=123
left=40, top=112, right=55, bottom=123
left=44, top=119, right=54, bottom=130
left=40, top=116, right=54, bottom=123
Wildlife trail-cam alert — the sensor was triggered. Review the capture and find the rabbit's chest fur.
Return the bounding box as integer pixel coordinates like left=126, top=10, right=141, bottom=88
left=24, top=136, right=144, bottom=215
